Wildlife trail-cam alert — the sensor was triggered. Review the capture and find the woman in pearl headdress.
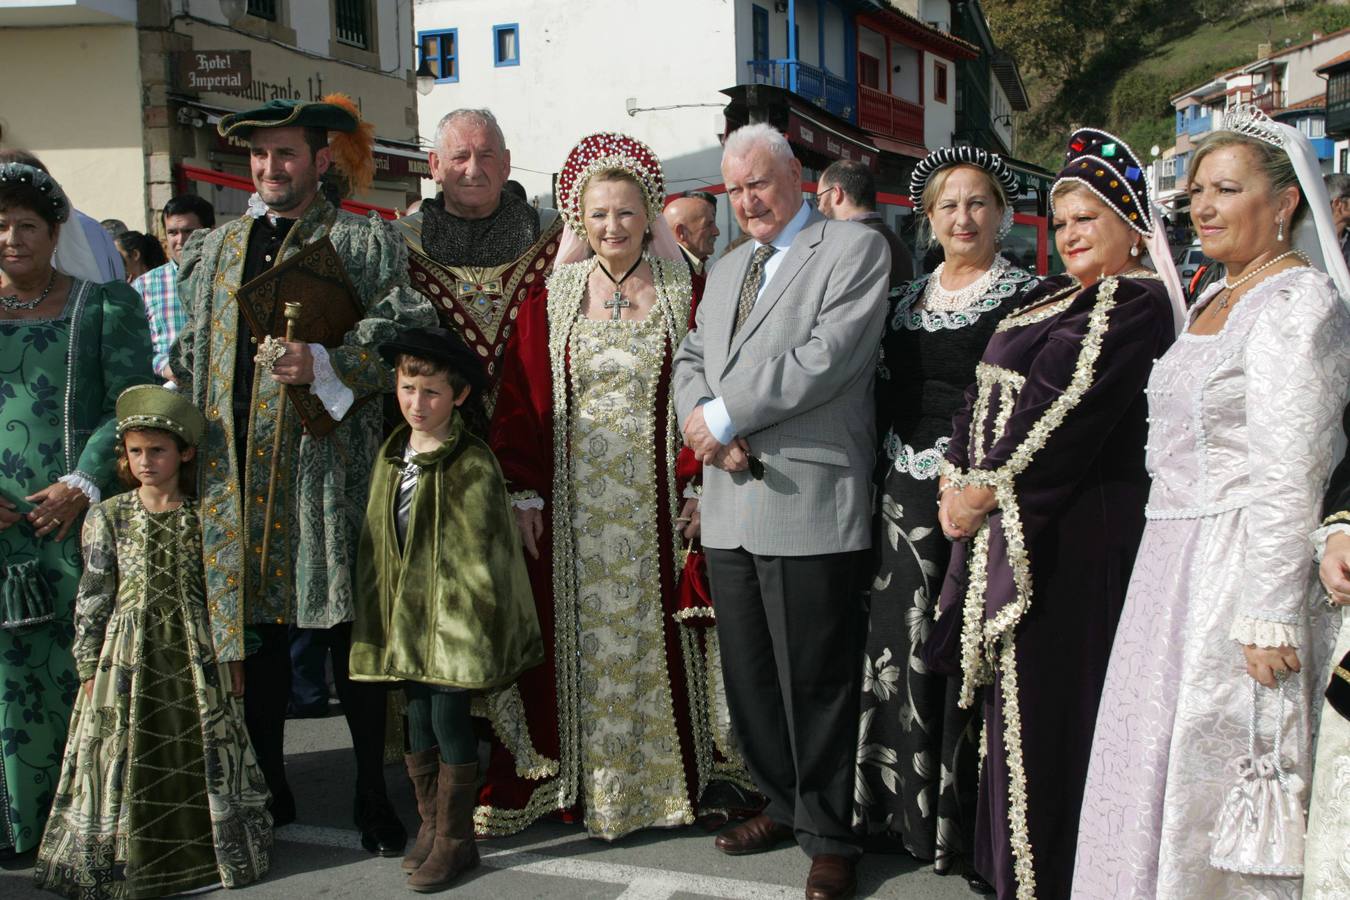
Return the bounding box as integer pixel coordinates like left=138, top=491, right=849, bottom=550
left=855, top=146, right=1038, bottom=888
left=480, top=133, right=752, bottom=841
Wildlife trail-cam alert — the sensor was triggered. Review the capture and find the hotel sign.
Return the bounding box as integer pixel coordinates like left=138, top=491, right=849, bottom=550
left=175, top=51, right=253, bottom=93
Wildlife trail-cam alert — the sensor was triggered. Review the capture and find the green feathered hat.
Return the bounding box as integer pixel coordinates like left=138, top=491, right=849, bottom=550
left=115, top=385, right=207, bottom=447
left=218, top=98, right=359, bottom=138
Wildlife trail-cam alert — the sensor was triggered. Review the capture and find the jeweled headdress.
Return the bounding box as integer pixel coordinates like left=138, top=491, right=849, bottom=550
left=1052, top=128, right=1153, bottom=236
left=1222, top=103, right=1288, bottom=149
left=557, top=133, right=665, bottom=238
left=0, top=163, right=71, bottom=224
left=908, top=146, right=1019, bottom=211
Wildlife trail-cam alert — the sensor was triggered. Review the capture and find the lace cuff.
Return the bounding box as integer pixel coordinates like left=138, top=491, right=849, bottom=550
left=309, top=344, right=355, bottom=420
left=1312, top=523, right=1350, bottom=561
left=682, top=484, right=701, bottom=500
left=1229, top=615, right=1302, bottom=649
left=60, top=471, right=101, bottom=504
left=511, top=490, right=544, bottom=511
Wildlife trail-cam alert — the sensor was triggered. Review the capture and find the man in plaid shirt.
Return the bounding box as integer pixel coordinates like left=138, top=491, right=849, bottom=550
left=131, top=194, right=214, bottom=379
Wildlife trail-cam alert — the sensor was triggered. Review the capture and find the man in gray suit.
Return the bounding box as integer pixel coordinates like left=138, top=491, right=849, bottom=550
left=672, top=124, right=889, bottom=900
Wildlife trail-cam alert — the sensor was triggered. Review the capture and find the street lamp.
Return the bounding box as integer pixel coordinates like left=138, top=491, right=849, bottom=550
left=416, top=57, right=436, bottom=96
left=219, top=0, right=246, bottom=23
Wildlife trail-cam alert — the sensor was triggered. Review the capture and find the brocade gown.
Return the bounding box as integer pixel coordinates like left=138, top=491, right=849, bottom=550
left=0, top=280, right=154, bottom=853
left=480, top=255, right=750, bottom=840
left=34, top=494, right=271, bottom=898
left=856, top=257, right=1037, bottom=874
left=929, top=274, right=1175, bottom=900
left=1073, top=268, right=1350, bottom=900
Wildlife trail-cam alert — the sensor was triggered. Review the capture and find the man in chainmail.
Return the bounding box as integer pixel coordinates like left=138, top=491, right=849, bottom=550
left=417, top=109, right=538, bottom=265
left=394, top=109, right=556, bottom=398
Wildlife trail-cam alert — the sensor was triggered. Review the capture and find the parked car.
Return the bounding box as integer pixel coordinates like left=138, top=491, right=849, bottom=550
left=1176, top=244, right=1209, bottom=282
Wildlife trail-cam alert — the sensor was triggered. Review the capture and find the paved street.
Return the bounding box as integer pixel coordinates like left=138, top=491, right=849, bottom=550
left=1, top=710, right=973, bottom=899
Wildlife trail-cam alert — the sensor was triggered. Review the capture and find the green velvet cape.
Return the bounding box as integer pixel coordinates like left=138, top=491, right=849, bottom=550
left=350, top=414, right=543, bottom=690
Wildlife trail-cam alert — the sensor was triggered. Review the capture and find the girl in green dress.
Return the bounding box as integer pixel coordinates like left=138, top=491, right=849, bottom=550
left=34, top=386, right=271, bottom=898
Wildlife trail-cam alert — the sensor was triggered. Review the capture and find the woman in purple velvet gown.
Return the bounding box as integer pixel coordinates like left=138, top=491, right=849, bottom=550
left=925, top=129, right=1180, bottom=900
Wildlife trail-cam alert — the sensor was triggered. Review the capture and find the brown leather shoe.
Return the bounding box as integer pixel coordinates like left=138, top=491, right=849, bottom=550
left=805, top=854, right=857, bottom=900
left=713, top=813, right=794, bottom=855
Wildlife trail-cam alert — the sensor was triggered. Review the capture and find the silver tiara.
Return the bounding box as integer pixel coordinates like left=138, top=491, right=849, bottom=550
left=1224, top=103, right=1287, bottom=149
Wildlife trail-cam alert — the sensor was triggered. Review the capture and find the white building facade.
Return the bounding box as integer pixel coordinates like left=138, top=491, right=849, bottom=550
left=411, top=0, right=971, bottom=211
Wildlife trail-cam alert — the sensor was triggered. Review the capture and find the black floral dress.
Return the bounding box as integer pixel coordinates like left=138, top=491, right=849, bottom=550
left=855, top=258, right=1037, bottom=872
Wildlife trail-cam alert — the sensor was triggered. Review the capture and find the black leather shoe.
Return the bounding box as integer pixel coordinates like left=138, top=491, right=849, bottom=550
left=354, top=789, right=407, bottom=857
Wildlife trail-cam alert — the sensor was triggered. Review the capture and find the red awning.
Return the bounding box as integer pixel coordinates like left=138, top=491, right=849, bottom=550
left=179, top=165, right=397, bottom=220
left=786, top=109, right=880, bottom=172
left=871, top=135, right=929, bottom=161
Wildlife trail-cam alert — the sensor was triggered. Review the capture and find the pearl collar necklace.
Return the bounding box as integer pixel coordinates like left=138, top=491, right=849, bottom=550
left=922, top=256, right=1009, bottom=312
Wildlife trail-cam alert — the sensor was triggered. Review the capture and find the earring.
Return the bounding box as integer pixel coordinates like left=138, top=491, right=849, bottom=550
left=1130, top=242, right=1140, bottom=258
left=1277, top=217, right=1285, bottom=241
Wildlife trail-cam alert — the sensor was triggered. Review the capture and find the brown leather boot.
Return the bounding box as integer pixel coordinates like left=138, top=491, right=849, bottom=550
left=406, top=762, right=479, bottom=892
left=401, top=749, right=440, bottom=873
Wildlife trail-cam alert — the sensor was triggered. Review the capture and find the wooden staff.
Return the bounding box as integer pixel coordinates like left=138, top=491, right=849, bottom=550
left=259, top=301, right=302, bottom=587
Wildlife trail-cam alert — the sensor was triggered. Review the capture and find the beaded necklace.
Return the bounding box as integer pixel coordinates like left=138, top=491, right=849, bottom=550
left=921, top=255, right=1009, bottom=312
left=0, top=267, right=56, bottom=312
left=1213, top=250, right=1308, bottom=311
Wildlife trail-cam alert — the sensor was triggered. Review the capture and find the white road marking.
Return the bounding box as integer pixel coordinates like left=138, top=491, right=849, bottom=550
left=273, top=824, right=801, bottom=899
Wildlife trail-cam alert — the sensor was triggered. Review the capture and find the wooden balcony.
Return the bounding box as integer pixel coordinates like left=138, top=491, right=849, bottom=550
left=1233, top=86, right=1284, bottom=112
left=857, top=83, right=924, bottom=146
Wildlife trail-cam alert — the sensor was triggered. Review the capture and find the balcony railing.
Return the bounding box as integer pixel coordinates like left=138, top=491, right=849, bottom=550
left=857, top=84, right=923, bottom=145
left=746, top=59, right=856, bottom=122
left=1232, top=86, right=1284, bottom=112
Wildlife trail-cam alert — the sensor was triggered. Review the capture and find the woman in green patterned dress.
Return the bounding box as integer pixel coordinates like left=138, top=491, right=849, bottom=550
left=34, top=386, right=271, bottom=897
left=0, top=163, right=154, bottom=856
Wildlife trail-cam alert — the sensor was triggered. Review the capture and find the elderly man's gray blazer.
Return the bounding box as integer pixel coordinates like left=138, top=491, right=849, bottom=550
left=673, top=208, right=890, bottom=556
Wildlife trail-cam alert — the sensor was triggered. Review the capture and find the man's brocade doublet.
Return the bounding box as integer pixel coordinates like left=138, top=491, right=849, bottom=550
left=170, top=199, right=436, bottom=662
left=395, top=199, right=559, bottom=403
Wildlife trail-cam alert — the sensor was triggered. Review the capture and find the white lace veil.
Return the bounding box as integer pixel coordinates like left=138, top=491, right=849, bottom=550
left=1272, top=121, right=1350, bottom=303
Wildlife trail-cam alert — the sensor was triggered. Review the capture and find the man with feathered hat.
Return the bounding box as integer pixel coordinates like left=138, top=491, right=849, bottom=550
left=168, top=96, right=436, bottom=854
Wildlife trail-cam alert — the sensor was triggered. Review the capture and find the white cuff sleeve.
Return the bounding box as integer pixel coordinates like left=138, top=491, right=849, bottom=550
left=309, top=344, right=355, bottom=420
left=1312, top=522, right=1350, bottom=561
left=1228, top=614, right=1302, bottom=650
left=702, top=397, right=737, bottom=445
left=682, top=484, right=701, bottom=500
left=60, top=472, right=101, bottom=505
left=512, top=497, right=545, bottom=511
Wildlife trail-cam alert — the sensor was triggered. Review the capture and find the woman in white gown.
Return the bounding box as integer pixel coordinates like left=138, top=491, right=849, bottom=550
left=1073, top=106, right=1350, bottom=899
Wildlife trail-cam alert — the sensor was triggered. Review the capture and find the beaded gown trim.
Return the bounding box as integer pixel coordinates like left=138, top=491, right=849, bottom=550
left=941, top=277, right=1122, bottom=900
left=892, top=257, right=1034, bottom=334
left=473, top=254, right=709, bottom=839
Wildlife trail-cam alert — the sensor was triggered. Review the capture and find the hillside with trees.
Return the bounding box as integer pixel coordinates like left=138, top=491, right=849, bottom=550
left=988, top=0, right=1350, bottom=167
